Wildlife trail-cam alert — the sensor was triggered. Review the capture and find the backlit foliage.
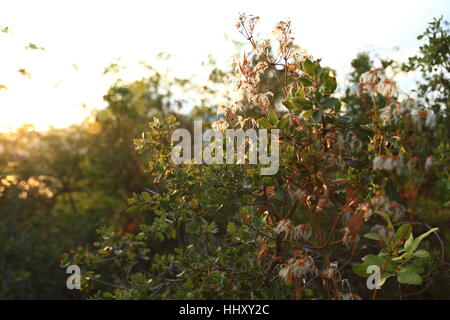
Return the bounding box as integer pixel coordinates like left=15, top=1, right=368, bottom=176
left=62, top=15, right=450, bottom=300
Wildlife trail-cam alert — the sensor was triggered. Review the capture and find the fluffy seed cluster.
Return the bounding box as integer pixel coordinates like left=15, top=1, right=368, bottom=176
left=274, top=219, right=312, bottom=241
left=340, top=292, right=362, bottom=300
left=211, top=118, right=229, bottom=133
left=279, top=252, right=316, bottom=283
left=356, top=202, right=374, bottom=222
left=372, top=155, right=404, bottom=174
left=425, top=155, right=434, bottom=171
left=370, top=224, right=395, bottom=239
left=342, top=227, right=360, bottom=248
left=371, top=194, right=406, bottom=222
left=380, top=99, right=437, bottom=130
left=359, top=69, right=398, bottom=98
left=321, top=262, right=338, bottom=280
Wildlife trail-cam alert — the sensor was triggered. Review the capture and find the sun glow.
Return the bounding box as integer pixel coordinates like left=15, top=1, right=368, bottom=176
left=0, top=0, right=447, bottom=132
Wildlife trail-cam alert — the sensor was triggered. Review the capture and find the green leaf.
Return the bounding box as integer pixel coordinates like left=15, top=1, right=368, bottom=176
left=299, top=76, right=313, bottom=87
left=282, top=99, right=294, bottom=110
left=135, top=232, right=145, bottom=240
left=380, top=272, right=394, bottom=286
left=280, top=117, right=290, bottom=131
left=410, top=228, right=439, bottom=253
left=322, top=97, right=340, bottom=110
left=352, top=262, right=371, bottom=277
left=141, top=192, right=151, bottom=202
left=262, top=176, right=274, bottom=185
left=413, top=249, right=430, bottom=258
left=268, top=110, right=279, bottom=126
left=292, top=97, right=313, bottom=109
left=395, top=224, right=412, bottom=244
left=227, top=222, right=237, bottom=234
left=362, top=255, right=395, bottom=272
left=324, top=76, right=337, bottom=93
left=168, top=115, right=177, bottom=124
left=364, top=233, right=381, bottom=241
left=404, top=233, right=414, bottom=251
left=397, top=269, right=423, bottom=285
left=304, top=289, right=314, bottom=297
left=362, top=255, right=384, bottom=266
left=303, top=59, right=318, bottom=77
left=301, top=110, right=314, bottom=120
left=401, top=263, right=424, bottom=274
left=375, top=211, right=393, bottom=230
left=360, top=124, right=375, bottom=131
left=312, top=109, right=323, bottom=123
left=258, top=118, right=271, bottom=129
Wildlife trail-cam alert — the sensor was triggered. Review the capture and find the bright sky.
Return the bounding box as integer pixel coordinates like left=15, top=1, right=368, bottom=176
left=0, top=0, right=449, bottom=131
